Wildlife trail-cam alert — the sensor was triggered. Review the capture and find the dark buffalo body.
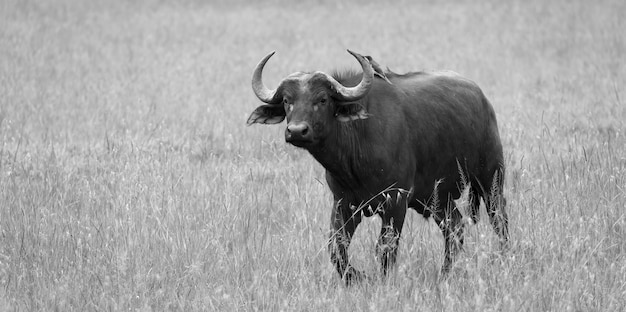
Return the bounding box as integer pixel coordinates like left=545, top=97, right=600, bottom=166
left=247, top=50, right=509, bottom=283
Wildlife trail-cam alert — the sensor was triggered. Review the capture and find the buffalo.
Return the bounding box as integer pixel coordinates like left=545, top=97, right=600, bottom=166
left=247, top=50, right=509, bottom=283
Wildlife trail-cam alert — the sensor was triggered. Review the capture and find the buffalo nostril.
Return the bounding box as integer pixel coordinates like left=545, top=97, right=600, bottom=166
left=286, top=123, right=312, bottom=143
left=288, top=124, right=309, bottom=135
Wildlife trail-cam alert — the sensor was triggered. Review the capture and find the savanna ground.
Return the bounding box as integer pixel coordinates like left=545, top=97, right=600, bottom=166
left=1, top=0, right=625, bottom=310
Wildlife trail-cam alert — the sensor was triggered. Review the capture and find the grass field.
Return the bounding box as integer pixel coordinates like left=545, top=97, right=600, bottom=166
left=1, top=0, right=625, bottom=310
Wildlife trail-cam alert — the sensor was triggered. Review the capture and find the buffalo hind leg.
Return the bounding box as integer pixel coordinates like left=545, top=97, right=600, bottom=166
left=486, top=191, right=509, bottom=248
left=434, top=198, right=465, bottom=277
left=328, top=200, right=363, bottom=284
left=486, top=170, right=510, bottom=247
left=376, top=204, right=407, bottom=276
left=468, top=183, right=483, bottom=224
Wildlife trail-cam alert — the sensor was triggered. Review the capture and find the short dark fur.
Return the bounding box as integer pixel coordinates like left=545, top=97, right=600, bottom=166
left=249, top=54, right=510, bottom=284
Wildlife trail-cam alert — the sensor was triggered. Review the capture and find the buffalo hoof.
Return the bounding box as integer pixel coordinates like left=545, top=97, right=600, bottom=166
left=343, top=267, right=366, bottom=285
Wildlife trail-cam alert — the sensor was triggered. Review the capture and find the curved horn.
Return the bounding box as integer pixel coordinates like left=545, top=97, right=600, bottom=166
left=251, top=51, right=282, bottom=104
left=325, top=50, right=375, bottom=101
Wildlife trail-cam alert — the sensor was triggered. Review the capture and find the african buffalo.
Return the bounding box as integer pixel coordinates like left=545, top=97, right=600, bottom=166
left=247, top=50, right=509, bottom=283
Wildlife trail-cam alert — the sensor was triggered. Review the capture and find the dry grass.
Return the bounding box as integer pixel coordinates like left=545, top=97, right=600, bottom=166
left=1, top=0, right=625, bottom=310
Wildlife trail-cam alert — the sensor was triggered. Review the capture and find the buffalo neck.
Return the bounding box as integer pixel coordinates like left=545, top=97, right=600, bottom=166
left=307, top=120, right=375, bottom=193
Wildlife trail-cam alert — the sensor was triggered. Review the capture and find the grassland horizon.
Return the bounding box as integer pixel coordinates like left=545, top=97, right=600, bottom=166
left=1, top=0, right=625, bottom=310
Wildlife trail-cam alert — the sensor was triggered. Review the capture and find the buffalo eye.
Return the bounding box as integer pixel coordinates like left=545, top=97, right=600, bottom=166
left=320, top=98, right=327, bottom=105
left=283, top=98, right=294, bottom=108
left=282, top=99, right=294, bottom=114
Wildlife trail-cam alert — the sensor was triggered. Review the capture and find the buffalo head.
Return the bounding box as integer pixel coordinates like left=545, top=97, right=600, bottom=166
left=247, top=50, right=375, bottom=148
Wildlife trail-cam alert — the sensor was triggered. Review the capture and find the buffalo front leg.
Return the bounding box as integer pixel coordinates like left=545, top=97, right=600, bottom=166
left=328, top=200, right=363, bottom=284
left=376, top=203, right=407, bottom=276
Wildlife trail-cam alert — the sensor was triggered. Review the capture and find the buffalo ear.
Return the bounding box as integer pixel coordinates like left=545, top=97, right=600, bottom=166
left=246, top=105, right=286, bottom=125
left=335, top=103, right=369, bottom=122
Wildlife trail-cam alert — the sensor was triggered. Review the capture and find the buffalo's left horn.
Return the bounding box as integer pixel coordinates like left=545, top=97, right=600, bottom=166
left=324, top=50, right=375, bottom=101
left=252, top=51, right=282, bottom=104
